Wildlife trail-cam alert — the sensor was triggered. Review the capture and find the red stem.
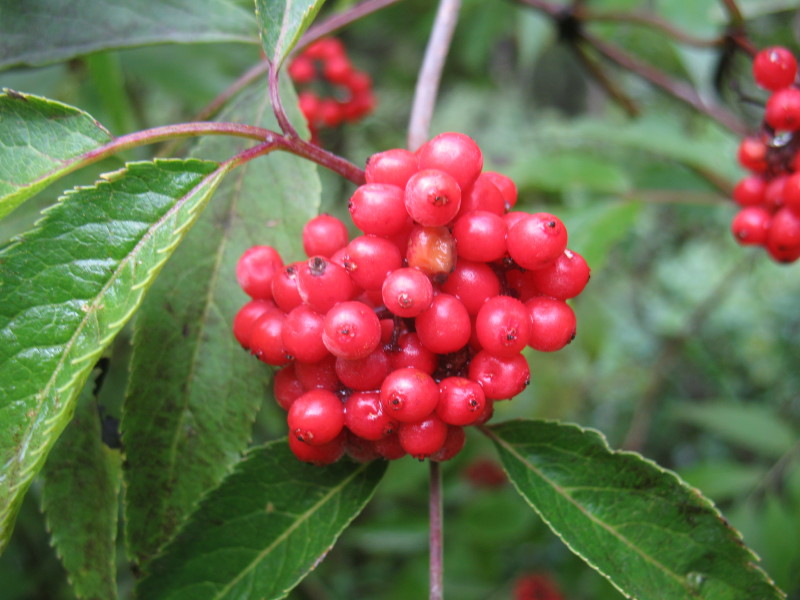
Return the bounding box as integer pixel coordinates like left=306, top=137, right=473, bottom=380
left=429, top=461, right=444, bottom=600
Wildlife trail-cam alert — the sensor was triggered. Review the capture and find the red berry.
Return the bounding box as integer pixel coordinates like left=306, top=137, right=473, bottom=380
left=482, top=171, right=518, bottom=209
left=475, top=296, right=532, bottom=358
left=441, top=259, right=501, bottom=315
left=387, top=332, right=438, bottom=374
left=233, top=299, right=278, bottom=349
left=382, top=267, right=434, bottom=318
left=415, top=293, right=472, bottom=354
left=764, top=175, right=788, bottom=212
left=344, top=391, right=397, bottom=441
left=274, top=364, right=305, bottom=411
left=373, top=432, right=407, bottom=460
left=249, top=311, right=291, bottom=366
left=417, top=132, right=483, bottom=191
left=282, top=305, right=329, bottom=363
left=457, top=174, right=506, bottom=217
left=305, top=37, right=345, bottom=60
left=405, top=169, right=462, bottom=227
left=287, top=389, right=345, bottom=446
left=323, top=54, right=352, bottom=84
left=732, top=175, right=767, bottom=207
left=737, top=136, right=768, bottom=172
left=526, top=297, right=577, bottom=352
left=528, top=249, right=590, bottom=300
left=296, top=256, right=358, bottom=313
left=437, top=377, right=486, bottom=426
left=236, top=245, right=283, bottom=300
left=335, top=347, right=390, bottom=391
left=302, top=214, right=349, bottom=258
left=289, top=431, right=345, bottom=465
left=398, top=415, right=449, bottom=459
left=380, top=367, right=439, bottom=423
left=430, top=426, right=466, bottom=462
left=272, top=262, right=304, bottom=312
left=783, top=172, right=800, bottom=214
left=322, top=301, right=381, bottom=360
left=767, top=207, right=800, bottom=251
left=288, top=56, right=316, bottom=84
left=505, top=269, right=540, bottom=303
left=753, top=46, right=798, bottom=91
left=345, top=432, right=381, bottom=463
left=765, top=87, right=800, bottom=131
left=344, top=235, right=403, bottom=290
left=365, top=149, right=419, bottom=188
left=507, top=213, right=568, bottom=270
left=452, top=210, right=508, bottom=262
left=349, top=183, right=408, bottom=236
left=406, top=225, right=457, bottom=276
left=468, top=351, right=530, bottom=400
left=294, top=355, right=340, bottom=391
left=731, top=207, right=771, bottom=246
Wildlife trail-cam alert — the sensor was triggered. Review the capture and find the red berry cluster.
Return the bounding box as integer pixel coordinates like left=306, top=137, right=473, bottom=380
left=513, top=573, right=564, bottom=600
left=732, top=46, right=800, bottom=262
left=288, top=37, right=375, bottom=143
left=233, top=132, right=589, bottom=465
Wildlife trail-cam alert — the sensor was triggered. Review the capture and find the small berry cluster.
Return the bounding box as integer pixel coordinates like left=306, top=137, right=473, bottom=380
left=732, top=46, right=800, bottom=262
left=233, top=132, right=589, bottom=465
left=288, top=37, right=375, bottom=143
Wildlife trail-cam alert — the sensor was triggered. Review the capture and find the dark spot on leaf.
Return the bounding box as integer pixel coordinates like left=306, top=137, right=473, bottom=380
left=5, top=89, right=27, bottom=101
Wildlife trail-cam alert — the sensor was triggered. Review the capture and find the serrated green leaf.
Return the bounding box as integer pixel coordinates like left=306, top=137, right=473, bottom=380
left=122, top=82, right=320, bottom=569
left=486, top=420, right=784, bottom=600
left=672, top=402, right=798, bottom=459
left=0, top=91, right=113, bottom=219
left=0, top=0, right=257, bottom=70
left=0, top=158, right=232, bottom=553
left=136, top=441, right=387, bottom=600
left=41, top=372, right=121, bottom=600
left=255, top=0, right=326, bottom=66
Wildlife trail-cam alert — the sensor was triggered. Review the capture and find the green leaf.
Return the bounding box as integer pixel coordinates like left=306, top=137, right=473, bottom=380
left=136, top=441, right=386, bottom=600
left=0, top=158, right=231, bottom=552
left=122, top=82, right=319, bottom=569
left=672, top=402, right=798, bottom=459
left=486, top=420, right=784, bottom=600
left=0, top=91, right=113, bottom=219
left=0, top=0, right=257, bottom=70
left=254, top=0, right=327, bottom=66
left=41, top=372, right=122, bottom=600
left=509, top=152, right=632, bottom=195
left=564, top=200, right=642, bottom=271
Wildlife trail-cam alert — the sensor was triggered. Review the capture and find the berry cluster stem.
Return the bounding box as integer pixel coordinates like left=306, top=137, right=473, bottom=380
left=407, top=0, right=462, bottom=151
left=429, top=460, right=444, bottom=600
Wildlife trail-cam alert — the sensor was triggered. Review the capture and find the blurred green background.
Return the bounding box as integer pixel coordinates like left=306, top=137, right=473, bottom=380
left=1, top=0, right=798, bottom=598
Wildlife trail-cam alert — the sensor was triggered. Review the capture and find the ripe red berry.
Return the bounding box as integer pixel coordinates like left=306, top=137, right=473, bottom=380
left=437, top=377, right=486, bottom=426
left=765, top=87, right=800, bottom=131
left=302, top=214, right=349, bottom=258
left=468, top=351, right=530, bottom=400
left=322, top=301, right=381, bottom=360
left=373, top=432, right=407, bottom=460
left=482, top=171, right=518, bottom=209
left=348, top=183, right=408, bottom=236
left=731, top=207, right=771, bottom=246
left=398, top=415, right=449, bottom=459
left=380, top=367, right=440, bottom=423
left=249, top=311, right=291, bottom=366
left=288, top=56, right=316, bottom=84
left=296, top=256, right=358, bottom=313
left=733, top=175, right=767, bottom=207
left=272, top=263, right=303, bottom=312
left=753, top=46, right=798, bottom=91
left=475, top=296, right=532, bottom=358
left=417, top=132, right=483, bottom=191
left=287, top=389, right=345, bottom=446
left=344, top=391, right=397, bottom=441
left=452, top=210, right=508, bottom=262
left=289, top=431, right=345, bottom=465
left=382, top=267, right=434, bottom=318
left=387, top=332, right=438, bottom=374
left=737, top=136, right=768, bottom=173
left=430, top=425, right=466, bottom=462
left=335, top=347, right=390, bottom=391
left=365, top=149, right=419, bottom=188
left=405, top=169, right=462, bottom=227
left=415, top=293, right=472, bottom=354
left=273, top=364, right=305, bottom=411
left=507, top=213, right=568, bottom=270
left=282, top=305, right=329, bottom=363
left=236, top=245, right=283, bottom=300
left=457, top=174, right=506, bottom=217
left=526, top=297, right=577, bottom=352
left=528, top=249, right=590, bottom=300
left=233, top=299, right=278, bottom=349
left=294, top=355, right=340, bottom=391
left=441, top=259, right=501, bottom=315
left=323, top=54, right=352, bottom=84
left=344, top=235, right=403, bottom=290
left=768, top=207, right=800, bottom=251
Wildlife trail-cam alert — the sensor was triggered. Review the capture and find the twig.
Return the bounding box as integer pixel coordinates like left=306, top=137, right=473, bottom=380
left=268, top=60, right=299, bottom=138
left=622, top=255, right=751, bottom=452
left=429, top=461, right=444, bottom=600
left=407, top=0, right=463, bottom=151
left=580, top=10, right=724, bottom=48
left=570, top=41, right=639, bottom=117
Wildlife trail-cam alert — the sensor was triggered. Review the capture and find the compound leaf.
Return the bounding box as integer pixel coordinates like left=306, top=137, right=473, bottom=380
left=41, top=372, right=122, bottom=600
left=0, top=158, right=231, bottom=552
left=254, top=0, right=326, bottom=66
left=0, top=0, right=257, bottom=70
left=122, top=82, right=319, bottom=569
left=486, top=419, right=784, bottom=600
left=0, top=91, right=113, bottom=220
left=137, top=441, right=386, bottom=600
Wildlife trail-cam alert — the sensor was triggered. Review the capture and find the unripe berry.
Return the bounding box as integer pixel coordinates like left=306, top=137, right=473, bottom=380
left=406, top=225, right=456, bottom=276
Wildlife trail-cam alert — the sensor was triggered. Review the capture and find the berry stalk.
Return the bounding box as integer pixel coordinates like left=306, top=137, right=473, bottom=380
left=429, top=460, right=444, bottom=600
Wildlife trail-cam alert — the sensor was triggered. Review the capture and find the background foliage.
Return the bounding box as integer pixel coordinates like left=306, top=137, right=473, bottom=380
left=1, top=0, right=798, bottom=598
